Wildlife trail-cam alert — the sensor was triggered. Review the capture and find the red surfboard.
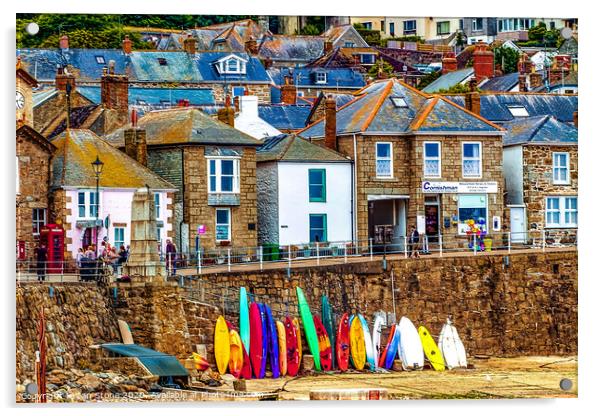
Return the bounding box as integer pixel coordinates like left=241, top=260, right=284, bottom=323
left=249, top=302, right=263, bottom=378
left=336, top=313, right=351, bottom=372
left=284, top=316, right=300, bottom=376
left=313, top=315, right=333, bottom=371
left=241, top=342, right=252, bottom=379
left=379, top=324, right=396, bottom=368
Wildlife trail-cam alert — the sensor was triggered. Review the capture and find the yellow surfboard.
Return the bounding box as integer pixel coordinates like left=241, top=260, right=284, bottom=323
left=350, top=317, right=366, bottom=370
left=214, top=316, right=231, bottom=375
left=418, top=325, right=446, bottom=371
left=228, top=329, right=244, bottom=378
left=293, top=317, right=302, bottom=362
left=276, top=321, right=288, bottom=376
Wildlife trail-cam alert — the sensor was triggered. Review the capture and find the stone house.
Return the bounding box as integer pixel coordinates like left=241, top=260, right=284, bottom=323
left=256, top=134, right=353, bottom=246
left=16, top=61, right=56, bottom=261
left=105, top=107, right=260, bottom=254
left=49, top=129, right=177, bottom=259
left=502, top=115, right=578, bottom=242
left=299, top=79, right=505, bottom=248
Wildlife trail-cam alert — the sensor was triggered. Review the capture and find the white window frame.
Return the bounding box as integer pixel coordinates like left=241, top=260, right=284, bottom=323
left=207, top=157, right=241, bottom=194
left=375, top=142, right=393, bottom=178
left=552, top=152, right=570, bottom=185
left=472, top=18, right=483, bottom=31
left=403, top=20, right=417, bottom=34
left=423, top=141, right=441, bottom=178
left=315, top=72, right=327, bottom=84
left=545, top=196, right=577, bottom=228
left=218, top=56, right=247, bottom=75
left=32, top=208, right=46, bottom=236
left=215, top=208, right=231, bottom=242
left=462, top=141, right=482, bottom=179
left=77, top=190, right=101, bottom=219
left=95, top=56, right=106, bottom=64
left=114, top=227, right=125, bottom=249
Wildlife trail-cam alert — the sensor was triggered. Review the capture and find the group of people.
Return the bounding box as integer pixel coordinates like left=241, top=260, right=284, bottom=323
left=75, top=238, right=129, bottom=277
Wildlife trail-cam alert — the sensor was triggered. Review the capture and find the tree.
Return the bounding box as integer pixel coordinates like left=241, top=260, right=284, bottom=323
left=434, top=83, right=479, bottom=94
left=367, top=59, right=394, bottom=79
left=300, top=24, right=321, bottom=36
left=492, top=46, right=520, bottom=74
left=417, top=70, right=442, bottom=90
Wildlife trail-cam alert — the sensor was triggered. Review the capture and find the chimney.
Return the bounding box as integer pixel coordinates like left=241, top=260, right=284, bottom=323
left=518, top=53, right=532, bottom=75
left=217, top=95, right=235, bottom=126
left=518, top=74, right=527, bottom=92
left=324, top=95, right=337, bottom=151
left=441, top=52, right=458, bottom=74
left=245, top=36, right=259, bottom=55
left=281, top=74, right=298, bottom=105
left=59, top=35, right=69, bottom=51
left=240, top=96, right=259, bottom=118
left=55, top=65, right=76, bottom=92
left=324, top=41, right=333, bottom=54
left=263, top=57, right=273, bottom=69
left=528, top=71, right=543, bottom=89
left=464, top=78, right=481, bottom=116
left=122, top=35, right=132, bottom=54
left=124, top=110, right=147, bottom=166
left=573, top=111, right=578, bottom=128
left=183, top=35, right=197, bottom=55
left=100, top=63, right=129, bottom=114
left=472, top=41, right=494, bottom=82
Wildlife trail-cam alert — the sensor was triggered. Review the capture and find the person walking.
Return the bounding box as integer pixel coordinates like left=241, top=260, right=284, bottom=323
left=35, top=243, right=48, bottom=282
left=410, top=226, right=421, bottom=259
left=165, top=240, right=177, bottom=276
left=75, top=247, right=84, bottom=268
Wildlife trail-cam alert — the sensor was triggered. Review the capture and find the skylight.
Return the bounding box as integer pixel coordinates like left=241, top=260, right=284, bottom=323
left=95, top=56, right=105, bottom=64
left=391, top=97, right=408, bottom=108
left=507, top=105, right=529, bottom=117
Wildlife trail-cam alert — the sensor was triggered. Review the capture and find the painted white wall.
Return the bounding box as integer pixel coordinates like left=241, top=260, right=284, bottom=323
left=277, top=162, right=353, bottom=245
left=234, top=95, right=282, bottom=140
left=64, top=188, right=173, bottom=258
left=502, top=146, right=524, bottom=205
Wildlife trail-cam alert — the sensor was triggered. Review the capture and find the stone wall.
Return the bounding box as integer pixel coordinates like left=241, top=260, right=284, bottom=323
left=211, top=84, right=271, bottom=104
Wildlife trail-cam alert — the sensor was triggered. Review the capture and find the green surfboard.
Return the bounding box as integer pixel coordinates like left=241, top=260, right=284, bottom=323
left=239, top=287, right=250, bottom=354
left=321, top=295, right=336, bottom=369
left=296, top=287, right=321, bottom=371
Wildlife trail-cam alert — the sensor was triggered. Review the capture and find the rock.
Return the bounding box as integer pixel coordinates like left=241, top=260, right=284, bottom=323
left=16, top=384, right=25, bottom=394
left=77, top=373, right=102, bottom=391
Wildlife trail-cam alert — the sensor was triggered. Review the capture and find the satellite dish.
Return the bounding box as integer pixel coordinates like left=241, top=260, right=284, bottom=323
left=25, top=22, right=39, bottom=36
left=561, top=27, right=573, bottom=40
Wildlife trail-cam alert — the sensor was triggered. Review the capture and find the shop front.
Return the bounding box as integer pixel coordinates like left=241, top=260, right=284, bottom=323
left=367, top=194, right=408, bottom=250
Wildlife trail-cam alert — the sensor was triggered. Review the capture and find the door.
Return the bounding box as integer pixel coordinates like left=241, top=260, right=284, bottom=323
left=510, top=206, right=526, bottom=243
left=424, top=195, right=440, bottom=246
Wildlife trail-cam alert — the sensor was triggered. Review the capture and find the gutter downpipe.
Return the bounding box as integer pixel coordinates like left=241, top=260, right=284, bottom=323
left=352, top=133, right=358, bottom=242
left=179, top=147, right=185, bottom=253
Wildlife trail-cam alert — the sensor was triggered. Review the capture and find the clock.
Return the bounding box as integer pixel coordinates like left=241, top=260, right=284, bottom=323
left=16, top=91, right=25, bottom=110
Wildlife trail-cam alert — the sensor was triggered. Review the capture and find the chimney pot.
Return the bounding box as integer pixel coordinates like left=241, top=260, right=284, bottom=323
left=122, top=35, right=132, bottom=54
left=472, top=41, right=494, bottom=82
left=183, top=35, right=197, bottom=55
left=442, top=52, right=458, bottom=75
left=324, top=41, right=333, bottom=54
left=55, top=65, right=75, bottom=92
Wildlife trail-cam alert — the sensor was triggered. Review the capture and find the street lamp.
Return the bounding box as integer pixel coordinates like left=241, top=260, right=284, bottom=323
left=91, top=156, right=104, bottom=258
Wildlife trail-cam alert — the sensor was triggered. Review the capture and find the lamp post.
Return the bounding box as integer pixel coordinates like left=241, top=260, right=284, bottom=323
left=91, top=156, right=104, bottom=258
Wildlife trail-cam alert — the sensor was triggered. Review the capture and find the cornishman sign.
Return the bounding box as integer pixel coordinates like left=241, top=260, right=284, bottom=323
left=422, top=181, right=498, bottom=193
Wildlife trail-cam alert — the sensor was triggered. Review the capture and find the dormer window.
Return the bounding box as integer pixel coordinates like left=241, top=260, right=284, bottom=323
left=95, top=56, right=106, bottom=64
left=391, top=97, right=408, bottom=108
left=216, top=54, right=247, bottom=75
left=507, top=105, right=529, bottom=117
left=157, top=57, right=168, bottom=66
left=315, top=72, right=327, bottom=84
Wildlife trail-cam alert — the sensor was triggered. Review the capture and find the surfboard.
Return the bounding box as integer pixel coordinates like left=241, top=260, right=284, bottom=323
left=321, top=295, right=336, bottom=369
left=336, top=313, right=350, bottom=372
left=313, top=314, right=333, bottom=371
left=385, top=325, right=401, bottom=370
left=214, top=316, right=231, bottom=375
left=228, top=328, right=244, bottom=378
left=284, top=316, right=300, bottom=376
left=258, top=303, right=269, bottom=378
left=378, top=324, right=395, bottom=368
left=118, top=320, right=134, bottom=345
left=239, top=287, right=250, bottom=355
left=372, top=314, right=385, bottom=369
left=349, top=315, right=366, bottom=370
left=191, top=352, right=209, bottom=371
left=292, top=317, right=302, bottom=363
left=296, top=287, right=321, bottom=371
left=397, top=317, right=424, bottom=371
left=265, top=304, right=280, bottom=378
left=241, top=343, right=252, bottom=379
left=418, top=325, right=445, bottom=371
left=358, top=314, right=375, bottom=370
left=249, top=302, right=263, bottom=378
left=438, top=318, right=468, bottom=369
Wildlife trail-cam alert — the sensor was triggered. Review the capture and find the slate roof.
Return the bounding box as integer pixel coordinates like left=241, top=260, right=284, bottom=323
left=444, top=93, right=578, bottom=124
left=503, top=115, right=578, bottom=146
left=299, top=78, right=502, bottom=138
left=480, top=72, right=520, bottom=92
left=105, top=108, right=260, bottom=147
left=532, top=71, right=578, bottom=92
left=422, top=67, right=474, bottom=93
left=127, top=51, right=203, bottom=82
left=45, top=105, right=102, bottom=139
left=77, top=86, right=215, bottom=106
left=257, top=134, right=350, bottom=163
left=195, top=52, right=271, bottom=83
left=50, top=129, right=176, bottom=190
left=258, top=35, right=324, bottom=63
left=267, top=67, right=365, bottom=89
left=257, top=105, right=312, bottom=131
left=322, top=25, right=369, bottom=47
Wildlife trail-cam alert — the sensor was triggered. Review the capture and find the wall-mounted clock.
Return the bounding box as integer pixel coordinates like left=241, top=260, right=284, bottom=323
left=16, top=91, right=25, bottom=110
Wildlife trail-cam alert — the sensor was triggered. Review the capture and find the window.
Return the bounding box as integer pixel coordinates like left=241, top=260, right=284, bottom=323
left=360, top=54, right=375, bottom=64
left=437, top=21, right=451, bottom=35
left=472, top=18, right=483, bottom=31
left=458, top=194, right=488, bottom=234
left=114, top=227, right=125, bottom=249
left=227, top=59, right=239, bottom=72
left=77, top=191, right=100, bottom=218
left=315, top=72, right=327, bottom=84
left=389, top=22, right=395, bottom=36
left=154, top=193, right=161, bottom=218
left=232, top=86, right=246, bottom=97
left=208, top=158, right=240, bottom=193
left=78, top=191, right=86, bottom=218
left=308, top=169, right=326, bottom=202
left=391, top=97, right=408, bottom=108
left=362, top=22, right=372, bottom=30
left=423, top=142, right=441, bottom=178
left=32, top=208, right=46, bottom=235
left=403, top=20, right=417, bottom=34
left=546, top=196, right=577, bottom=227
left=462, top=142, right=482, bottom=178
left=216, top=208, right=231, bottom=241
left=550, top=21, right=556, bottom=30
left=344, top=41, right=355, bottom=47
left=219, top=57, right=246, bottom=74
left=507, top=105, right=529, bottom=117
left=375, top=142, right=393, bottom=178
left=498, top=18, right=535, bottom=32
left=380, top=20, right=385, bottom=32
left=309, top=214, right=327, bottom=242
left=297, top=91, right=305, bottom=97
left=553, top=152, right=570, bottom=184
left=95, top=56, right=105, bottom=64
left=157, top=57, right=168, bottom=66
left=89, top=192, right=98, bottom=218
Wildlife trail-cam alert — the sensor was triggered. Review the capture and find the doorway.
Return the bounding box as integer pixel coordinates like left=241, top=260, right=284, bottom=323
left=509, top=205, right=526, bottom=243
left=424, top=195, right=440, bottom=238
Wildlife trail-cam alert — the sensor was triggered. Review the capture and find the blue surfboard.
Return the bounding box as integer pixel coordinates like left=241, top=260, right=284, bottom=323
left=258, top=303, right=268, bottom=378
left=264, top=304, right=280, bottom=378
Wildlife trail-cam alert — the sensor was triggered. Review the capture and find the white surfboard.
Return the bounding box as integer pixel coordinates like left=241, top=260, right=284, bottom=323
left=358, top=314, right=375, bottom=370
left=438, top=318, right=467, bottom=369
left=396, top=316, right=424, bottom=370
left=372, top=314, right=386, bottom=369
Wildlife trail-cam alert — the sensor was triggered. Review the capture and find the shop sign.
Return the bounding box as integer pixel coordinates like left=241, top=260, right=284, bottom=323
left=422, top=181, right=498, bottom=194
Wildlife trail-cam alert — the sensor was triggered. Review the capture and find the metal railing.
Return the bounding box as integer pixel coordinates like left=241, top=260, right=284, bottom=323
left=15, top=258, right=122, bottom=284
